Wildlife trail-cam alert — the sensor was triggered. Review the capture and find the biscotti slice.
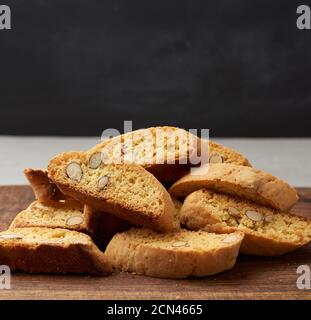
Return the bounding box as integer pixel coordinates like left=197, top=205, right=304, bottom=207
left=180, top=189, right=311, bottom=256
left=48, top=151, right=176, bottom=232
left=24, top=168, right=68, bottom=202
left=105, top=228, right=244, bottom=278
left=10, top=200, right=86, bottom=232
left=10, top=200, right=132, bottom=250
left=169, top=163, right=298, bottom=211
left=88, top=126, right=201, bottom=183
left=208, top=140, right=251, bottom=166
left=0, top=227, right=111, bottom=275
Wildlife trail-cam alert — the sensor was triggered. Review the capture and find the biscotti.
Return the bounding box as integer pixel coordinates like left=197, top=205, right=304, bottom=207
left=180, top=189, right=311, bottom=256
left=88, top=126, right=201, bottom=184
left=48, top=151, right=176, bottom=232
left=88, top=127, right=251, bottom=183
left=105, top=228, right=244, bottom=278
left=0, top=227, right=111, bottom=275
left=24, top=168, right=68, bottom=202
left=169, top=163, right=298, bottom=211
left=207, top=140, right=251, bottom=166
left=10, top=200, right=86, bottom=232
left=10, top=200, right=132, bottom=250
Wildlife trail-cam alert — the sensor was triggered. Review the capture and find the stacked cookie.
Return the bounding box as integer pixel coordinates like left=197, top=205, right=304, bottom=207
left=1, top=126, right=310, bottom=278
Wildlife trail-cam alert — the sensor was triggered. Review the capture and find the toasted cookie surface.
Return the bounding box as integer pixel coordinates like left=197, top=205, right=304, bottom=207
left=88, top=126, right=201, bottom=183
left=207, top=140, right=251, bottom=166
left=24, top=168, right=67, bottom=202
left=10, top=200, right=86, bottom=232
left=169, top=163, right=298, bottom=211
left=105, top=228, right=244, bottom=278
left=180, top=189, right=311, bottom=256
left=48, top=151, right=176, bottom=232
left=0, top=227, right=111, bottom=275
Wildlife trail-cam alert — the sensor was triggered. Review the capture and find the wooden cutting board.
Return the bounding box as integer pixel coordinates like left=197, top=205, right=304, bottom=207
left=0, top=185, right=310, bottom=300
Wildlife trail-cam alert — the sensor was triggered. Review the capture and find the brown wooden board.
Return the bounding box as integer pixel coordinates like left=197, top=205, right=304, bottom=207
left=0, top=185, right=310, bottom=300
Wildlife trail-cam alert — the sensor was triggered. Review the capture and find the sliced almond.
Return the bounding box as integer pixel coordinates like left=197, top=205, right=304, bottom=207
left=223, top=234, right=238, bottom=244
left=245, top=210, right=263, bottom=222
left=31, top=202, right=48, bottom=210
left=228, top=206, right=241, bottom=217
left=101, top=150, right=110, bottom=164
left=209, top=154, right=223, bottom=164
left=98, top=176, right=109, bottom=190
left=172, top=241, right=189, bottom=248
left=88, top=152, right=102, bottom=169
left=66, top=215, right=84, bottom=226
left=0, top=233, right=23, bottom=240
left=66, top=162, right=82, bottom=182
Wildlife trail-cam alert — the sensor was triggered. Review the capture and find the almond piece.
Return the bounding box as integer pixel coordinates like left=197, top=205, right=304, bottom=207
left=88, top=152, right=102, bottom=169
left=0, top=233, right=23, bottom=240
left=223, top=234, right=238, bottom=243
left=228, top=206, right=241, bottom=217
left=209, top=154, right=223, bottom=164
left=31, top=202, right=48, bottom=210
left=172, top=241, right=189, bottom=248
left=245, top=210, right=263, bottom=222
left=265, top=214, right=273, bottom=222
left=98, top=176, right=109, bottom=190
left=66, top=162, right=82, bottom=182
left=66, top=215, right=84, bottom=226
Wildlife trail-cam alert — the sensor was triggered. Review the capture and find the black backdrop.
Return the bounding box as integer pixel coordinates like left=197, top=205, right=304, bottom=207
left=1, top=0, right=310, bottom=137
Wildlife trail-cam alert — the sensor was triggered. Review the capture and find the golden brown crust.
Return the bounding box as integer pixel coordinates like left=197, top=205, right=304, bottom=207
left=88, top=127, right=251, bottom=183
left=9, top=200, right=130, bottom=250
left=24, top=168, right=69, bottom=202
left=169, top=163, right=299, bottom=211
left=48, top=151, right=176, bottom=232
left=9, top=200, right=87, bottom=233
left=88, top=126, right=201, bottom=184
left=0, top=227, right=111, bottom=275
left=105, top=228, right=244, bottom=278
left=180, top=189, right=311, bottom=256
left=208, top=141, right=251, bottom=166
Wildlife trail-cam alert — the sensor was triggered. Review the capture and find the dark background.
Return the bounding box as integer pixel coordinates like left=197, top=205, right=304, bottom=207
left=0, top=0, right=310, bottom=137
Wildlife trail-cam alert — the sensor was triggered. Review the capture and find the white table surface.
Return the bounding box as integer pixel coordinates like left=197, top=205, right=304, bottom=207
left=0, top=136, right=310, bottom=187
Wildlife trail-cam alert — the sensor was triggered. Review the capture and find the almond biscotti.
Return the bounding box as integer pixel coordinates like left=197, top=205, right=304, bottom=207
left=48, top=151, right=176, bottom=232
left=0, top=227, right=111, bottom=275
left=207, top=140, right=251, bottom=166
left=10, top=200, right=86, bottom=232
left=24, top=168, right=68, bottom=202
left=180, top=189, right=311, bottom=256
left=105, top=228, right=244, bottom=278
left=88, top=127, right=251, bottom=183
left=88, top=126, right=201, bottom=184
left=169, top=163, right=298, bottom=211
left=10, top=200, right=132, bottom=250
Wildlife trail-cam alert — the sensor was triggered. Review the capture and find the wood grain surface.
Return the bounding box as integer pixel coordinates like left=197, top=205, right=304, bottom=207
left=0, top=185, right=310, bottom=300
